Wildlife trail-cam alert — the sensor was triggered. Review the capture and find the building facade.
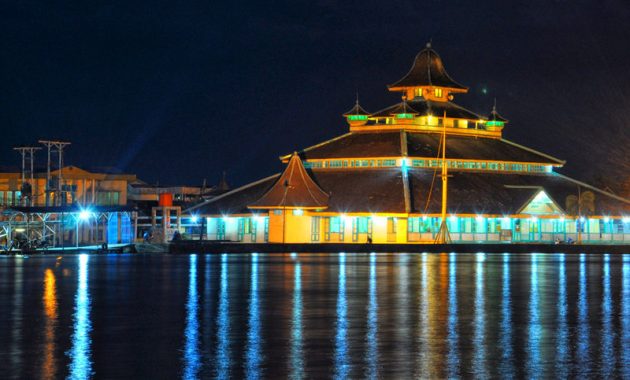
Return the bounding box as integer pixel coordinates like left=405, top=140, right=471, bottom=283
left=0, top=166, right=137, bottom=248
left=189, top=44, right=630, bottom=244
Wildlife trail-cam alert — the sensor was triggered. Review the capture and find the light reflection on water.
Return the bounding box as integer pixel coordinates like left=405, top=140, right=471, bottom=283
left=446, top=253, right=459, bottom=378
left=245, top=253, right=262, bottom=380
left=333, top=253, right=348, bottom=379
left=577, top=253, right=590, bottom=375
left=216, top=253, right=230, bottom=380
left=67, top=254, right=92, bottom=380
left=42, top=268, right=58, bottom=380
left=623, top=257, right=630, bottom=374
left=182, top=254, right=200, bottom=379
left=473, top=252, right=487, bottom=378
left=528, top=253, right=541, bottom=378
left=1, top=252, right=630, bottom=378
left=601, top=254, right=614, bottom=376
left=500, top=253, right=514, bottom=376
left=555, top=254, right=568, bottom=378
left=290, top=260, right=303, bottom=380
left=364, top=253, right=378, bottom=380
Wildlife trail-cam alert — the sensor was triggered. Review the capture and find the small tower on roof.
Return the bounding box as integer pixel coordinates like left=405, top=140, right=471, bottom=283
left=485, top=100, right=508, bottom=131
left=390, top=97, right=418, bottom=124
left=343, top=95, right=370, bottom=126
left=388, top=42, right=468, bottom=102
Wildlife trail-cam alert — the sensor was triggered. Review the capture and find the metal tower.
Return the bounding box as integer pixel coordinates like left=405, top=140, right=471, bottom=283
left=13, top=146, right=41, bottom=206
left=38, top=140, right=71, bottom=206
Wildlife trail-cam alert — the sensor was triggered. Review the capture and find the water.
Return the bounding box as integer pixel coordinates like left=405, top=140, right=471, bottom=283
left=1, top=252, right=630, bottom=379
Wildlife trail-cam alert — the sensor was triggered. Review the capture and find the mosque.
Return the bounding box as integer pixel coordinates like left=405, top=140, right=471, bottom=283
left=188, top=43, right=630, bottom=244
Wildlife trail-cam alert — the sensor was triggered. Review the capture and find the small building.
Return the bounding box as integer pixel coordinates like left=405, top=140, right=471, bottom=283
left=188, top=44, right=630, bottom=244
left=0, top=166, right=137, bottom=248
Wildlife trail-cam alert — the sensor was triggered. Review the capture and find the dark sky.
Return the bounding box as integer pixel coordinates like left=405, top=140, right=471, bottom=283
left=1, top=1, right=629, bottom=189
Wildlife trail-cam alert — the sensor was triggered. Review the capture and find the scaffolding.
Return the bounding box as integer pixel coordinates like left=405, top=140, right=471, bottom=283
left=0, top=206, right=137, bottom=252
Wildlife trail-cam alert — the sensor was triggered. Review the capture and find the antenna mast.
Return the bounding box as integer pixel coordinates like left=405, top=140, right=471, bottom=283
left=13, top=146, right=41, bottom=206
left=39, top=140, right=71, bottom=206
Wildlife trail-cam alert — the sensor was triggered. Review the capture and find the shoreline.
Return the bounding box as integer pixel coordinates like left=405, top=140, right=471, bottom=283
left=170, top=241, right=630, bottom=254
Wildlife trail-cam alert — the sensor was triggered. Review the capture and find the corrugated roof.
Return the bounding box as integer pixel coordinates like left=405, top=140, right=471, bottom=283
left=190, top=169, right=629, bottom=216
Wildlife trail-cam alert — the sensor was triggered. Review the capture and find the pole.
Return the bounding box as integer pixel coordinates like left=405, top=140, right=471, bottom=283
left=435, top=111, right=451, bottom=244
left=46, top=144, right=51, bottom=206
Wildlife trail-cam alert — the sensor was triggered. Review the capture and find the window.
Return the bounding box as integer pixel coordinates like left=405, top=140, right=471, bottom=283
left=96, top=191, right=120, bottom=206
left=311, top=216, right=320, bottom=241
left=414, top=88, right=423, bottom=98
left=434, top=88, right=443, bottom=98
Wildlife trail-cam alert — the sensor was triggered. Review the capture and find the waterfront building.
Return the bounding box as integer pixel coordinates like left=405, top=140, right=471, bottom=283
left=0, top=166, right=137, bottom=248
left=188, top=44, right=630, bottom=244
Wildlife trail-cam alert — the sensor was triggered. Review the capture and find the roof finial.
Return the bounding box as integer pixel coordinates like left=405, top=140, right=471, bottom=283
left=356, top=90, right=360, bottom=105
left=426, top=38, right=432, bottom=49
left=492, top=98, right=497, bottom=113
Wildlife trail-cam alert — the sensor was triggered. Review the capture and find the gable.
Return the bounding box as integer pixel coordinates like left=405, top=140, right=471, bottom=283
left=519, top=190, right=564, bottom=215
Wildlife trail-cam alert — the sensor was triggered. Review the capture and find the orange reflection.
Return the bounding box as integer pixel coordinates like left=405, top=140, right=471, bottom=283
left=42, top=269, right=58, bottom=380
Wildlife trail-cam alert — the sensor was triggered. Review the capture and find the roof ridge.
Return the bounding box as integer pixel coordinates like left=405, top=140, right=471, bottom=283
left=553, top=173, right=630, bottom=205
left=280, top=132, right=354, bottom=161
left=184, top=173, right=281, bottom=213
left=500, top=138, right=566, bottom=165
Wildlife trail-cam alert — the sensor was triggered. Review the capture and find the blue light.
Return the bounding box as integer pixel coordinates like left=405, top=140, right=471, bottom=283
left=190, top=215, right=199, bottom=224
left=290, top=263, right=303, bottom=379
left=447, top=252, right=459, bottom=378
left=577, top=253, right=589, bottom=373
left=334, top=254, right=348, bottom=379
left=622, top=259, right=630, bottom=369
left=500, top=252, right=514, bottom=375
left=602, top=254, right=613, bottom=376
left=68, top=254, right=92, bottom=379
left=216, top=254, right=230, bottom=379
left=365, top=251, right=379, bottom=379
left=78, top=209, right=93, bottom=221
left=245, top=253, right=262, bottom=379
left=183, top=255, right=200, bottom=379
left=473, top=252, right=487, bottom=377
left=527, top=254, right=541, bottom=378
left=556, top=253, right=568, bottom=378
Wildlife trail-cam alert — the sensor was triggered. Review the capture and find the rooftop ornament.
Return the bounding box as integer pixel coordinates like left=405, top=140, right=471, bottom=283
left=343, top=95, right=371, bottom=126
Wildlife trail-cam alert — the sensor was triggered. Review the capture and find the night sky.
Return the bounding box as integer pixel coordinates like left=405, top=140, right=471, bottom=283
left=1, top=1, right=629, bottom=191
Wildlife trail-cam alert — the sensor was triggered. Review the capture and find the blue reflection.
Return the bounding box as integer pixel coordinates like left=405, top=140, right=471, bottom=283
left=183, top=255, right=200, bottom=379
left=527, top=254, right=541, bottom=378
left=417, top=251, right=429, bottom=376
left=290, top=263, right=303, bottom=380
left=500, top=253, right=514, bottom=375
left=334, top=253, right=348, bottom=379
left=577, top=253, right=589, bottom=374
left=245, top=254, right=262, bottom=379
left=11, top=258, right=23, bottom=377
left=68, top=254, right=92, bottom=379
left=203, top=256, right=213, bottom=360
left=473, top=252, right=487, bottom=378
left=623, top=257, right=630, bottom=375
left=365, top=253, right=378, bottom=379
left=216, top=254, right=230, bottom=379
left=447, top=253, right=459, bottom=377
left=601, top=254, right=614, bottom=376
left=555, top=254, right=568, bottom=378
